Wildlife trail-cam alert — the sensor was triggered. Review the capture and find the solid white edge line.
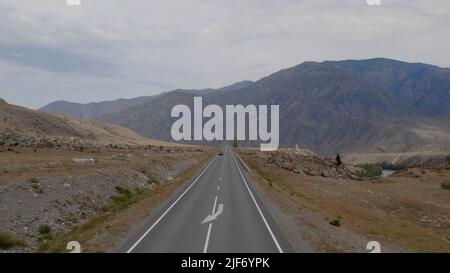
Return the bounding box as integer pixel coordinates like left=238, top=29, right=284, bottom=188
left=203, top=223, right=213, bottom=253
left=126, top=156, right=217, bottom=253
left=232, top=153, right=284, bottom=253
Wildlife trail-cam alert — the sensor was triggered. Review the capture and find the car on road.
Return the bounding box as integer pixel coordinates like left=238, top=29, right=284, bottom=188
left=218, top=151, right=224, bottom=156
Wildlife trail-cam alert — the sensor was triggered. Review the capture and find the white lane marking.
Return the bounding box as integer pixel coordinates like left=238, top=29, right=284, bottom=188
left=232, top=153, right=284, bottom=253
left=203, top=195, right=218, bottom=253
left=126, top=157, right=217, bottom=253
left=201, top=197, right=224, bottom=224
left=212, top=196, right=218, bottom=213
left=203, top=223, right=212, bottom=253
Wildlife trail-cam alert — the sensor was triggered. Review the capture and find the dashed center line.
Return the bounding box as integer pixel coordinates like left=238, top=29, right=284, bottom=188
left=127, top=157, right=216, bottom=253
left=211, top=196, right=218, bottom=212
left=203, top=196, right=218, bottom=253
left=203, top=223, right=212, bottom=253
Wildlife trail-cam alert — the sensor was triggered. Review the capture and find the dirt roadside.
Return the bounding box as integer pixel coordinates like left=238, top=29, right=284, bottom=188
left=236, top=148, right=450, bottom=253
left=0, top=146, right=216, bottom=253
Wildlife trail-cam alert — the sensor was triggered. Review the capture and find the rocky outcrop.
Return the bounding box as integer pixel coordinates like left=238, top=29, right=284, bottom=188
left=245, top=149, right=354, bottom=179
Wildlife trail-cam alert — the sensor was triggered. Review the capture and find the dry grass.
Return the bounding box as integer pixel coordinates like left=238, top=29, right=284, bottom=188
left=237, top=149, right=450, bottom=253
left=0, top=147, right=205, bottom=186
left=0, top=232, right=26, bottom=249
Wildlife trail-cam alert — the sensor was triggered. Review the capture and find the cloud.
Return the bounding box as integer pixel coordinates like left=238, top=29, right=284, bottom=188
left=0, top=0, right=449, bottom=108
left=0, top=44, right=115, bottom=75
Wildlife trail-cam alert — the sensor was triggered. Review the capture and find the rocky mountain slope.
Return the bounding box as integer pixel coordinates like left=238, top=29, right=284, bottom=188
left=39, top=81, right=253, bottom=119
left=99, top=60, right=450, bottom=154
left=0, top=99, right=173, bottom=148
left=38, top=59, right=450, bottom=155
left=39, top=95, right=159, bottom=119
left=322, top=58, right=450, bottom=120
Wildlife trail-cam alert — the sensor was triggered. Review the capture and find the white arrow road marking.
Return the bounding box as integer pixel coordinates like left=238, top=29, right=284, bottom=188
left=127, top=157, right=217, bottom=253
left=201, top=196, right=224, bottom=224
left=202, top=195, right=224, bottom=253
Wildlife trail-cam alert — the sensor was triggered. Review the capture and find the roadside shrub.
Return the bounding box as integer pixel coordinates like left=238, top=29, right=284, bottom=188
left=30, top=178, right=43, bottom=193
left=253, top=165, right=278, bottom=184
left=265, top=157, right=275, bottom=164
left=30, top=177, right=39, bottom=184
left=38, top=225, right=51, bottom=235
left=329, top=218, right=341, bottom=227
left=112, top=186, right=148, bottom=209
left=115, top=186, right=132, bottom=195
left=31, top=183, right=43, bottom=193
left=0, top=232, right=26, bottom=249
left=38, top=225, right=53, bottom=242
left=147, top=177, right=161, bottom=186
left=66, top=213, right=78, bottom=224
left=354, top=164, right=382, bottom=179
left=441, top=181, right=450, bottom=190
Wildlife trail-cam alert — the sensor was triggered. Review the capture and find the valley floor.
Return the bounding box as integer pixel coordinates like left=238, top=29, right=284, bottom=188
left=1, top=145, right=449, bottom=253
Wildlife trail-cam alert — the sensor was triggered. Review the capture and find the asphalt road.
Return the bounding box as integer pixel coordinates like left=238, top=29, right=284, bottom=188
left=124, top=145, right=291, bottom=253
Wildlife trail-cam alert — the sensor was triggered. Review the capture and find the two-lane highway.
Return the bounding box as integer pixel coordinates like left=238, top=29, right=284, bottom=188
left=124, top=145, right=290, bottom=253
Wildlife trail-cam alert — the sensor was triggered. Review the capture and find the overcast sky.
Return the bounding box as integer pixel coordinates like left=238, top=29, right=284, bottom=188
left=0, top=0, right=449, bottom=109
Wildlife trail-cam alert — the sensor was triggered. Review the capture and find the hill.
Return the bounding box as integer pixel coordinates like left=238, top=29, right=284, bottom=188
left=0, top=99, right=174, bottom=148
left=39, top=95, right=159, bottom=119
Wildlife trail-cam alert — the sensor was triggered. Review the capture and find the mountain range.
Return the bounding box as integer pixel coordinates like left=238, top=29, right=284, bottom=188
left=39, top=58, right=450, bottom=155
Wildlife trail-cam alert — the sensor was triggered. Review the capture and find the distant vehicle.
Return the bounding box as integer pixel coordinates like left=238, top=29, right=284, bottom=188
left=218, top=151, right=224, bottom=156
